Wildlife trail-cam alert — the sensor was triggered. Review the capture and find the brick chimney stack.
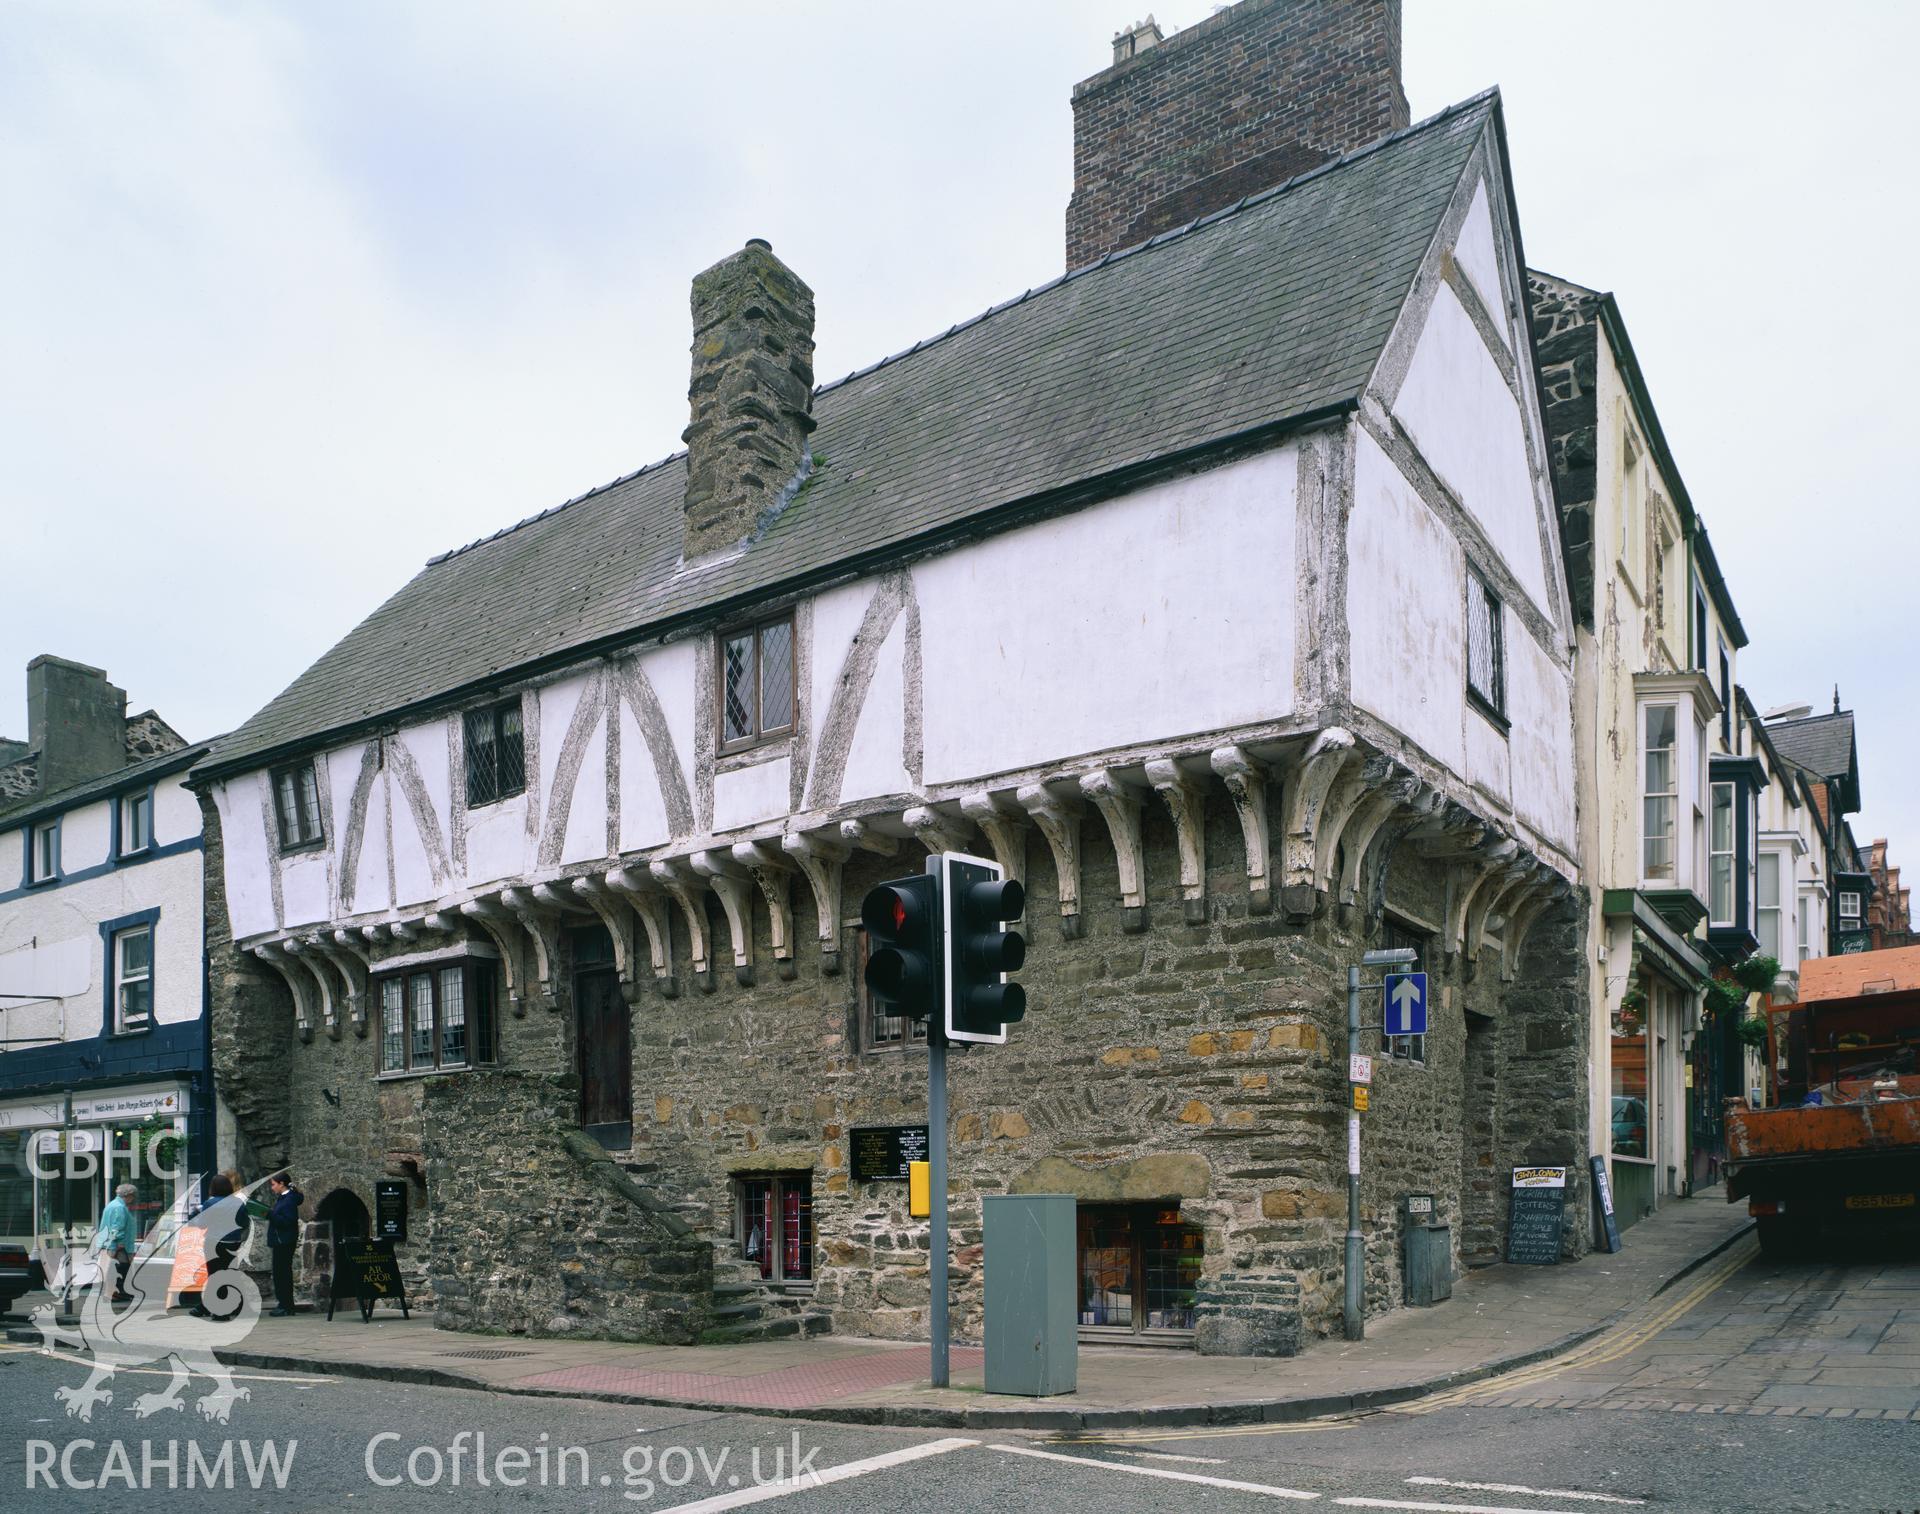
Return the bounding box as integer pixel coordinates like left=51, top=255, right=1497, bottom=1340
left=1066, top=0, right=1410, bottom=269
left=26, top=654, right=127, bottom=793
left=681, top=239, right=817, bottom=562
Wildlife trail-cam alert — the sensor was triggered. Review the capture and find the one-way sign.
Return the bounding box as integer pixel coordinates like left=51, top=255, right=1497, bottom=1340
left=1383, top=971, right=1428, bottom=1037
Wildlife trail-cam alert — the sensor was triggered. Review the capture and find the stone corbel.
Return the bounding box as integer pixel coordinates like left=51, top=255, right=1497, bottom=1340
left=1080, top=769, right=1149, bottom=932
left=1016, top=782, right=1084, bottom=939
left=499, top=887, right=563, bottom=1010
left=1334, top=784, right=1406, bottom=915
left=459, top=896, right=529, bottom=1017
left=605, top=867, right=678, bottom=997
left=1312, top=756, right=1387, bottom=899
left=903, top=804, right=975, bottom=861
left=781, top=830, right=849, bottom=974
left=421, top=911, right=456, bottom=935
left=281, top=937, right=340, bottom=1040
left=389, top=921, right=416, bottom=944
left=692, top=850, right=757, bottom=987
left=1145, top=759, right=1209, bottom=925
left=313, top=931, right=370, bottom=1038
left=530, top=881, right=590, bottom=919
left=838, top=819, right=898, bottom=857
left=571, top=875, right=643, bottom=1005
left=1442, top=839, right=1520, bottom=976
left=650, top=859, right=715, bottom=992
left=1210, top=745, right=1272, bottom=915
left=1279, top=728, right=1356, bottom=922
left=958, top=792, right=1029, bottom=899
left=253, top=943, right=315, bottom=1042
left=732, top=840, right=799, bottom=981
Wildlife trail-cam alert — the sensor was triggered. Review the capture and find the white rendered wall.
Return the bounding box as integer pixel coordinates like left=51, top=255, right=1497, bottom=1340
left=915, top=446, right=1297, bottom=784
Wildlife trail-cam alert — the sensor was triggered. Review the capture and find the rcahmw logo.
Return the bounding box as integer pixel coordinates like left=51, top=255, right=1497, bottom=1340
left=26, top=1439, right=296, bottom=1491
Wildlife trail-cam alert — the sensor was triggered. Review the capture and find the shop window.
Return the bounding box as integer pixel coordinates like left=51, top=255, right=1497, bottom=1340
left=272, top=762, right=324, bottom=850
left=1077, top=1203, right=1203, bottom=1334
left=375, top=960, right=496, bottom=1075
left=1709, top=783, right=1735, bottom=926
left=464, top=699, right=526, bottom=807
left=1379, top=917, right=1427, bottom=1063
left=718, top=614, right=795, bottom=751
left=119, top=790, right=153, bottom=855
left=113, top=925, right=154, bottom=1033
left=1641, top=704, right=1677, bottom=881
left=737, top=1173, right=812, bottom=1283
left=1610, top=981, right=1650, bottom=1161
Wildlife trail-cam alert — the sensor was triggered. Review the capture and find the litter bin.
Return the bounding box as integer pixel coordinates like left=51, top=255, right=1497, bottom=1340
left=1402, top=1194, right=1452, bottom=1307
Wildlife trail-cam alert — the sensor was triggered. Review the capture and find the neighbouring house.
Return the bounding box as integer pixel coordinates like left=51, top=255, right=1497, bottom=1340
left=1859, top=838, right=1912, bottom=950
left=190, top=0, right=1591, bottom=1354
left=1766, top=698, right=1872, bottom=956
left=0, top=656, right=213, bottom=1290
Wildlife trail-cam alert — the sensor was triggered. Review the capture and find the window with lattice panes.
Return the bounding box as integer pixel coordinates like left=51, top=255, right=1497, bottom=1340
left=375, top=960, right=496, bottom=1075
left=737, top=1173, right=812, bottom=1282
left=718, top=615, right=795, bottom=751
left=464, top=699, right=526, bottom=807
left=1465, top=569, right=1505, bottom=721
left=856, top=927, right=927, bottom=1052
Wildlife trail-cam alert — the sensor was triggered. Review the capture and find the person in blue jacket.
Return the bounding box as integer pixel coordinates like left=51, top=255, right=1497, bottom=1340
left=264, top=1173, right=304, bottom=1317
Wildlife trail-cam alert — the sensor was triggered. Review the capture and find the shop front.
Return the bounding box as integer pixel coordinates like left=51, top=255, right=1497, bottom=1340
left=0, top=1081, right=197, bottom=1289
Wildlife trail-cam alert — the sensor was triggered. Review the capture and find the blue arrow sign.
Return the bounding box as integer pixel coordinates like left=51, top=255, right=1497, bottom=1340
left=1383, top=972, right=1428, bottom=1037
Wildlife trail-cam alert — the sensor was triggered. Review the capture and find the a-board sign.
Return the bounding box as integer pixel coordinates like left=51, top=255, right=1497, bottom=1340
left=850, top=1124, right=930, bottom=1183
left=1507, top=1166, right=1568, bottom=1266
left=375, top=1180, right=408, bottom=1243
left=327, top=1237, right=411, bottom=1322
left=1589, top=1154, right=1622, bottom=1253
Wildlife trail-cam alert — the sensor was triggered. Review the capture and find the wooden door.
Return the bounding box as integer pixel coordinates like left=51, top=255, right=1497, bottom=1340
left=575, top=968, right=632, bottom=1149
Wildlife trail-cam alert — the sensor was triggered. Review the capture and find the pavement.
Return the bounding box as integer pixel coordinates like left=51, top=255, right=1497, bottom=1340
left=7, top=1187, right=1756, bottom=1431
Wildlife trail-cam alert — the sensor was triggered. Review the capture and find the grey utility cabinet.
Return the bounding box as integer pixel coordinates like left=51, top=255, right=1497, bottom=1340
left=1403, top=1193, right=1453, bottom=1307
left=983, top=1194, right=1078, bottom=1396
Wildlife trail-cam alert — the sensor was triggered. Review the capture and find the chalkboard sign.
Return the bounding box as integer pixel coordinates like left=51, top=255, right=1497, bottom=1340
left=1588, top=1154, right=1622, bottom=1254
left=375, top=1180, right=409, bottom=1244
left=850, top=1124, right=930, bottom=1183
left=327, top=1238, right=411, bottom=1322
left=1506, top=1166, right=1568, bottom=1266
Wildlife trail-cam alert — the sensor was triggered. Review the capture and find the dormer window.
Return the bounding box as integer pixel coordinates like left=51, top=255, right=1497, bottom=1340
left=719, top=614, right=795, bottom=752
left=272, top=762, right=325, bottom=851
left=464, top=699, right=527, bottom=807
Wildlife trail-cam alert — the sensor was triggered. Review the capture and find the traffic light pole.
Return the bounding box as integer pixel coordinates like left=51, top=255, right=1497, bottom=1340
left=928, top=1029, right=950, bottom=1388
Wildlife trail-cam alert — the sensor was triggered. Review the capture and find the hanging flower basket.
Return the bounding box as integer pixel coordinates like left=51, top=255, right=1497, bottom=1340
left=1732, top=954, right=1781, bottom=995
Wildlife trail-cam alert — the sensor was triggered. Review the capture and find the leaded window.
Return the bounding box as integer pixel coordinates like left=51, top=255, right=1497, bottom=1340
left=272, top=762, right=324, bottom=850
left=1379, top=917, right=1428, bottom=1063
left=719, top=615, right=796, bottom=751
left=464, top=699, right=526, bottom=807
left=375, top=960, right=496, bottom=1075
left=1465, top=570, right=1505, bottom=719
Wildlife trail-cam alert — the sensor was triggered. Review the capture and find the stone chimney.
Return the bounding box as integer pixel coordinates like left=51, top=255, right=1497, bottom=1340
left=27, top=654, right=128, bottom=793
left=1066, top=0, right=1410, bottom=269
left=681, top=239, right=817, bottom=561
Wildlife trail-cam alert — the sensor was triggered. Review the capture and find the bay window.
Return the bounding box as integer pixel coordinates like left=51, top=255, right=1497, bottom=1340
left=1642, top=705, right=1678, bottom=880
left=1756, top=852, right=1782, bottom=960
left=1709, top=783, right=1735, bottom=926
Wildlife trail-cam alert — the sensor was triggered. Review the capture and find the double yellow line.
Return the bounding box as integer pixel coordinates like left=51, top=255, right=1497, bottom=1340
left=1395, top=1232, right=1760, bottom=1415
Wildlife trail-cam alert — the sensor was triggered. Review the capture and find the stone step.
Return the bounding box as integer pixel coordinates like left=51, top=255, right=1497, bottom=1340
left=704, top=1310, right=832, bottom=1344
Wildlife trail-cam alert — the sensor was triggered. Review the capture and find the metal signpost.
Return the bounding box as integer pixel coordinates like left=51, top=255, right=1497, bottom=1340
left=1344, top=949, right=1418, bottom=1341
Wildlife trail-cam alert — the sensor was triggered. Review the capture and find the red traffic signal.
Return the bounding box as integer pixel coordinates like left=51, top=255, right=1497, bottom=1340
left=862, top=875, right=940, bottom=1021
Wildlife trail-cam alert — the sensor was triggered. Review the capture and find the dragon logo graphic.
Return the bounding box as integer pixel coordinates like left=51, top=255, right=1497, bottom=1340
left=35, top=1176, right=268, bottom=1423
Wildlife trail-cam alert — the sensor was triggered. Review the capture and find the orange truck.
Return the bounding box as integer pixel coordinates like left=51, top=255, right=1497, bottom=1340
left=1725, top=958, right=1920, bottom=1256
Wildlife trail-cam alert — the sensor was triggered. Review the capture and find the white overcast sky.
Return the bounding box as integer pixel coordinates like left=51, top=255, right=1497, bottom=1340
left=3, top=2, right=1914, bottom=853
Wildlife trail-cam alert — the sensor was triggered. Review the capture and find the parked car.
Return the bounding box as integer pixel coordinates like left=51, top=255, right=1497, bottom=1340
left=1612, top=1096, right=1648, bottom=1157
left=0, top=1241, right=33, bottom=1315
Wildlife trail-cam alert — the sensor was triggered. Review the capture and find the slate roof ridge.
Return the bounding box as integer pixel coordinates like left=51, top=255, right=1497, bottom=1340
left=419, top=88, right=1501, bottom=574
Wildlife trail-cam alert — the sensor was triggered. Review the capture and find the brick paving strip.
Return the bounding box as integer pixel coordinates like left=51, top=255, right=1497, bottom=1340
left=6, top=1190, right=1754, bottom=1431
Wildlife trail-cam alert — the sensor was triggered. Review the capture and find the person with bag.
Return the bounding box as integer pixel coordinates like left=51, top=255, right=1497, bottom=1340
left=264, top=1172, right=304, bottom=1317
left=90, top=1183, right=139, bottom=1304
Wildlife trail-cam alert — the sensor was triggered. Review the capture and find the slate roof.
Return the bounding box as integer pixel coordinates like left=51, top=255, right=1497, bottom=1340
left=1767, top=710, right=1856, bottom=782
left=202, top=92, right=1500, bottom=777
left=0, top=740, right=211, bottom=830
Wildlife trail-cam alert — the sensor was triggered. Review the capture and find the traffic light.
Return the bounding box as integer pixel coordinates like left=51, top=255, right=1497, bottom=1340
left=943, top=853, right=1026, bottom=1044
left=862, top=873, right=941, bottom=1025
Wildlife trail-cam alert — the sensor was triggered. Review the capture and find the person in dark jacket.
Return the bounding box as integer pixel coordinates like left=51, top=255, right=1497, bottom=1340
left=265, top=1173, right=304, bottom=1317
left=190, top=1172, right=251, bottom=1319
